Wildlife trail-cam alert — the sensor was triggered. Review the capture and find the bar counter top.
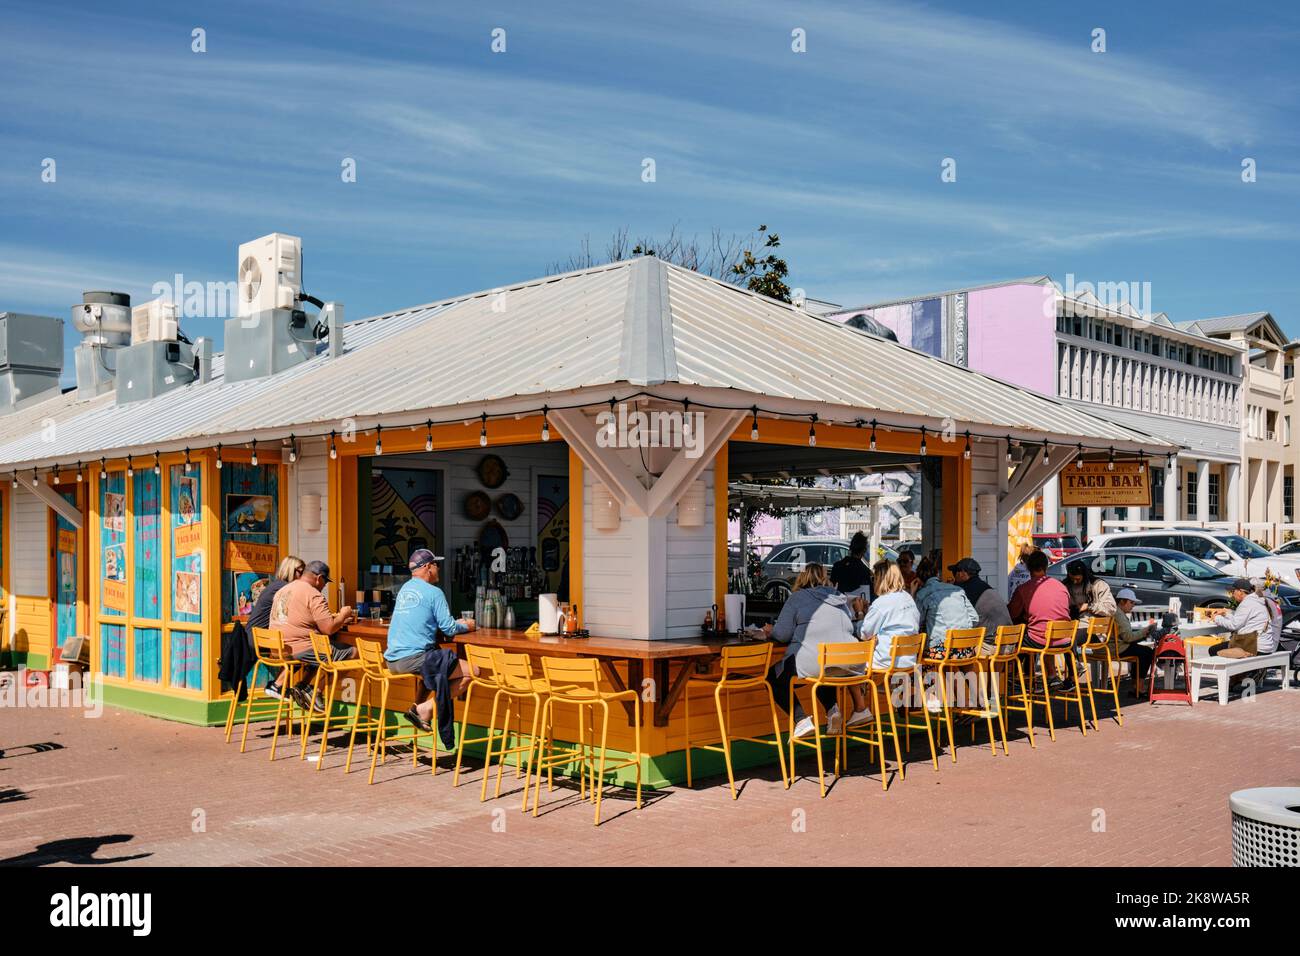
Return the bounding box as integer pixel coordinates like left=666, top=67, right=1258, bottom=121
left=339, top=620, right=746, bottom=660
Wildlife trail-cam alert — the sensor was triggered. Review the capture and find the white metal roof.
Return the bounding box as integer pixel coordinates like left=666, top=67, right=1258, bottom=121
left=0, top=257, right=1169, bottom=470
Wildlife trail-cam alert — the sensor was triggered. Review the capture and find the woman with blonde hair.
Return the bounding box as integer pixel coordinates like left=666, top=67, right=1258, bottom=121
left=858, top=560, right=921, bottom=669
left=762, top=562, right=871, bottom=739
left=248, top=555, right=305, bottom=632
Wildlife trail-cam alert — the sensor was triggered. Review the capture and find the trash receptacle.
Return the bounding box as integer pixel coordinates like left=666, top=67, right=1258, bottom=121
left=1230, top=788, right=1300, bottom=866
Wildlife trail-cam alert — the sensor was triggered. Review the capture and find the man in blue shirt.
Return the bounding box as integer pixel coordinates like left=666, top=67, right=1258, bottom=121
left=385, top=549, right=476, bottom=743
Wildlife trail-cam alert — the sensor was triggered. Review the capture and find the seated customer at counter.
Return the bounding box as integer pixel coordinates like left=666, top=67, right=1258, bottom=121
left=913, top=563, right=978, bottom=659
left=268, top=560, right=356, bottom=713
left=949, top=557, right=1011, bottom=652
left=830, top=532, right=873, bottom=599
left=247, top=555, right=305, bottom=632
left=857, top=560, right=921, bottom=670
left=762, top=563, right=872, bottom=740
left=384, top=548, right=477, bottom=747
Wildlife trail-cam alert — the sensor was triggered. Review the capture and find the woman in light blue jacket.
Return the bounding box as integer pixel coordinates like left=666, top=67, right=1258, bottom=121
left=857, top=561, right=921, bottom=669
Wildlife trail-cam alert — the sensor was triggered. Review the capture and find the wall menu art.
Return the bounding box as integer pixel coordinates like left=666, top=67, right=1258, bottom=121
left=55, top=491, right=79, bottom=647
left=170, top=464, right=203, bottom=624
left=100, top=473, right=128, bottom=615
left=233, top=571, right=270, bottom=617
left=226, top=494, right=275, bottom=535
left=221, top=463, right=278, bottom=619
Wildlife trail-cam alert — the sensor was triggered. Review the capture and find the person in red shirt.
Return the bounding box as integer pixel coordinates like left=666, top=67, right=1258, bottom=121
left=1008, top=550, right=1073, bottom=680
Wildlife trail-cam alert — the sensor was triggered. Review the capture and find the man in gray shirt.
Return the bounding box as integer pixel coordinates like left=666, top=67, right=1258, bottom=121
left=1207, top=578, right=1279, bottom=657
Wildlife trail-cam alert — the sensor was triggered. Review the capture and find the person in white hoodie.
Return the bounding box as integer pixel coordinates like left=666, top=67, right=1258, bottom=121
left=763, top=563, right=872, bottom=739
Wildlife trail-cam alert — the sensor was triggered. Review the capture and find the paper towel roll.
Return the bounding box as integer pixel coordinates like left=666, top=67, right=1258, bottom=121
left=724, top=594, right=746, bottom=631
left=539, top=593, right=560, bottom=634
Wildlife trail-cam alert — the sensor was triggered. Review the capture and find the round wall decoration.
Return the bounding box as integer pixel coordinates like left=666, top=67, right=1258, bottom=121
left=464, top=490, right=492, bottom=521
left=495, top=492, right=524, bottom=521
left=477, top=454, right=509, bottom=489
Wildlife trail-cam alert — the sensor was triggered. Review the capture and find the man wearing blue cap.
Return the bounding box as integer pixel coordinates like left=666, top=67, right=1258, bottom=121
left=385, top=548, right=477, bottom=746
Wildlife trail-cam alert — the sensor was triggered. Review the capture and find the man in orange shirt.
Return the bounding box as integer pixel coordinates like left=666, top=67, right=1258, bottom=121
left=268, top=560, right=354, bottom=712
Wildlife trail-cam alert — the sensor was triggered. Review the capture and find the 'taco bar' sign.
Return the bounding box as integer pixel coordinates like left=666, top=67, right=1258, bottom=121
left=1059, top=461, right=1151, bottom=508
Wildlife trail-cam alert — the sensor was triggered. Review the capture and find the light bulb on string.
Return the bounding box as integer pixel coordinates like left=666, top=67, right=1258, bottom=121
left=76, top=461, right=83, bottom=483
left=426, top=420, right=434, bottom=452
left=154, top=451, right=161, bottom=475
left=919, top=427, right=927, bottom=456
left=250, top=439, right=258, bottom=467
left=1107, top=447, right=1115, bottom=471
left=1005, top=435, right=1013, bottom=463
left=126, top=455, right=134, bottom=478
left=329, top=432, right=337, bottom=460
left=605, top=399, right=617, bottom=440
left=750, top=406, right=759, bottom=441
left=808, top=415, right=817, bottom=447
left=869, top=420, right=877, bottom=452
left=184, top=448, right=192, bottom=473
left=288, top=436, right=297, bottom=464
left=374, top=425, right=383, bottom=456
left=963, top=431, right=971, bottom=460
left=99, top=458, right=107, bottom=479
left=1042, top=444, right=1050, bottom=466
left=479, top=413, right=488, bottom=447
left=1075, top=444, right=1084, bottom=469
left=216, top=444, right=224, bottom=470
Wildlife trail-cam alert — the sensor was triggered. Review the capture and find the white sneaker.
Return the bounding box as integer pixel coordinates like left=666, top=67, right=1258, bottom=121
left=847, top=708, right=874, bottom=727
left=825, top=705, right=843, bottom=735
left=792, top=715, right=817, bottom=739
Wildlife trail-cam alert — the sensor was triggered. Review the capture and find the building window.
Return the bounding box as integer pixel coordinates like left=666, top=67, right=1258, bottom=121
left=1286, top=362, right=1295, bottom=380
left=1208, top=473, right=1220, bottom=520
left=1286, top=475, right=1294, bottom=522
left=1186, top=470, right=1197, bottom=518
left=1150, top=467, right=1165, bottom=521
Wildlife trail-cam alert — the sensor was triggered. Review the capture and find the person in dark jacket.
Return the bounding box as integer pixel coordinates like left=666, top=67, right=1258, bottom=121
left=830, top=531, right=872, bottom=598
left=949, top=557, right=1011, bottom=651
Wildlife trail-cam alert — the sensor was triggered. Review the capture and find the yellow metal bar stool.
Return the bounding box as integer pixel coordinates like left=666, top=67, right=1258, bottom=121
left=528, top=656, right=642, bottom=826
left=483, top=649, right=551, bottom=807
left=299, top=631, right=365, bottom=769
left=787, top=640, right=882, bottom=795
left=452, top=644, right=503, bottom=788
left=975, top=624, right=1028, bottom=753
left=684, top=642, right=790, bottom=799
left=1014, top=619, right=1088, bottom=741
left=865, top=633, right=939, bottom=779
left=238, top=627, right=310, bottom=759
left=1077, top=616, right=1124, bottom=728
left=925, top=627, right=992, bottom=763
left=344, top=639, right=439, bottom=785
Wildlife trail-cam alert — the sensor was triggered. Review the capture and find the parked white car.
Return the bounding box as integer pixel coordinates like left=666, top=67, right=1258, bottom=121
left=1085, top=528, right=1300, bottom=590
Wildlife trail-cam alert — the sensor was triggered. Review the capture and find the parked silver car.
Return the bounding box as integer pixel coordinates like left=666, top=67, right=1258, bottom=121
left=758, top=537, right=896, bottom=601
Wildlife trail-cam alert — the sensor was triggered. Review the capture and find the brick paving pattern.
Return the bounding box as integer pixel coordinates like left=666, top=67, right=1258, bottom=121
left=2, top=685, right=1298, bottom=866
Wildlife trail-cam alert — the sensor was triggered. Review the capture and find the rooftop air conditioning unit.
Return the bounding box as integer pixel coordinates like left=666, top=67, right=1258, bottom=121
left=131, top=298, right=179, bottom=344
left=237, top=232, right=302, bottom=318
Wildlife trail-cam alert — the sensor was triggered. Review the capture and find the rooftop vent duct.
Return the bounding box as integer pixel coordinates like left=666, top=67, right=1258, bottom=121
left=0, top=311, right=64, bottom=413
left=73, top=291, right=131, bottom=396
left=224, top=232, right=335, bottom=383
left=114, top=297, right=198, bottom=405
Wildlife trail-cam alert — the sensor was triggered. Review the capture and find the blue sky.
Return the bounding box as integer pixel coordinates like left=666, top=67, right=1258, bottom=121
left=3, top=0, right=1299, bottom=377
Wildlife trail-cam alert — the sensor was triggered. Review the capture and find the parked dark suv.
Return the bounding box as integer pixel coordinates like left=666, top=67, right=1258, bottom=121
left=1047, top=547, right=1300, bottom=626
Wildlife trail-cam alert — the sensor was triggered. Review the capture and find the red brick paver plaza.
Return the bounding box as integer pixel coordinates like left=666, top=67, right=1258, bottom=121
left=2, top=687, right=1297, bottom=866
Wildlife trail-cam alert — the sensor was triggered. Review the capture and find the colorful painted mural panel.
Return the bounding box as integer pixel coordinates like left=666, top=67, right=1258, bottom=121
left=100, top=474, right=128, bottom=616
left=368, top=466, right=440, bottom=567
left=170, top=465, right=203, bottom=624
left=536, top=473, right=569, bottom=597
